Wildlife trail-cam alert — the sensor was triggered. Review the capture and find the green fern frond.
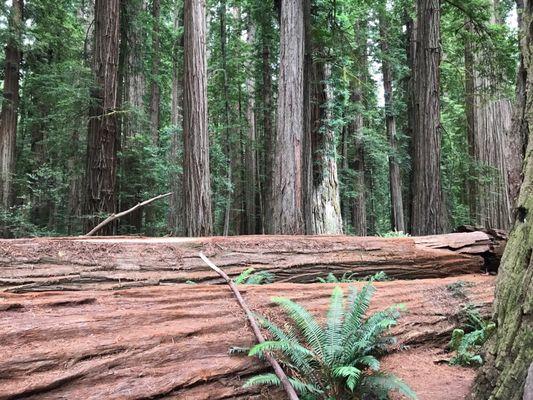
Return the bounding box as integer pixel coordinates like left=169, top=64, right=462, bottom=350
left=234, top=268, right=255, bottom=284
left=243, top=373, right=280, bottom=388
left=355, top=355, right=380, bottom=371
left=333, top=365, right=362, bottom=391
left=324, top=286, right=345, bottom=364
left=361, top=373, right=417, bottom=399
left=272, top=296, right=325, bottom=359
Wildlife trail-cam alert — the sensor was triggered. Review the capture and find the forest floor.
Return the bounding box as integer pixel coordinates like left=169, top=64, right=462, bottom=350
left=385, top=347, right=476, bottom=400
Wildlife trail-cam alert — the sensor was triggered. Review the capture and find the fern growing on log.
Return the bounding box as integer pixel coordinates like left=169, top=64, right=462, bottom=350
left=244, top=283, right=417, bottom=399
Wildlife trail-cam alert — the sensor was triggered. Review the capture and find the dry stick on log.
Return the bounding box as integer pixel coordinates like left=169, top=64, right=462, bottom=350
left=199, top=252, right=300, bottom=400
left=85, top=193, right=173, bottom=236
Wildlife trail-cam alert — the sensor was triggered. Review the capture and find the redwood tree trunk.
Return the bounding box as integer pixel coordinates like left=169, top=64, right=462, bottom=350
left=471, top=2, right=533, bottom=398
left=183, top=0, right=213, bottom=236
left=168, top=3, right=184, bottom=235
left=149, top=0, right=161, bottom=145
left=379, top=11, right=405, bottom=233
left=270, top=0, right=305, bottom=234
left=0, top=0, right=23, bottom=210
left=464, top=2, right=513, bottom=231
left=410, top=0, right=446, bottom=235
left=244, top=22, right=257, bottom=234
left=307, top=60, right=343, bottom=234
left=83, top=0, right=121, bottom=235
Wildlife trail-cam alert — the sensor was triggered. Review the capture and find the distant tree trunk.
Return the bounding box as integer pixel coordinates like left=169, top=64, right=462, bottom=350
left=471, top=6, right=532, bottom=398
left=270, top=0, right=305, bottom=234
left=350, top=21, right=368, bottom=236
left=464, top=2, right=513, bottom=231
left=260, top=27, right=274, bottom=234
left=307, top=60, right=343, bottom=234
left=220, top=0, right=233, bottom=236
left=404, top=6, right=417, bottom=228
left=410, top=0, right=446, bottom=235
left=379, top=11, right=405, bottom=233
left=244, top=22, right=257, bottom=234
left=0, top=0, right=23, bottom=209
left=83, top=0, right=121, bottom=234
left=168, top=3, right=183, bottom=235
left=149, top=0, right=161, bottom=145
left=506, top=0, right=528, bottom=215
left=183, top=0, right=213, bottom=236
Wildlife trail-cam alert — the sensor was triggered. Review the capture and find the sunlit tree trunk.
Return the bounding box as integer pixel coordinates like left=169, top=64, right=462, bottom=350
left=270, top=0, right=305, bottom=234
left=0, top=0, right=23, bottom=209
left=183, top=0, right=213, bottom=236
left=410, top=0, right=447, bottom=235
left=464, top=1, right=513, bottom=231
left=83, top=0, right=121, bottom=234
left=470, top=7, right=533, bottom=398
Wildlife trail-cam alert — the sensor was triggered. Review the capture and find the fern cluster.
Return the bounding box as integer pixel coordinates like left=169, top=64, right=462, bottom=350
left=235, top=268, right=276, bottom=285
left=244, top=283, right=417, bottom=399
left=317, top=271, right=389, bottom=284
left=449, top=307, right=495, bottom=367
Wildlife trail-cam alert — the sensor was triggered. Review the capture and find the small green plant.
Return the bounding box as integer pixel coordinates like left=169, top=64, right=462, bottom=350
left=244, top=283, right=417, bottom=399
left=449, top=306, right=495, bottom=367
left=446, top=280, right=474, bottom=299
left=317, top=271, right=389, bottom=283
left=234, top=268, right=275, bottom=285
left=379, top=231, right=410, bottom=238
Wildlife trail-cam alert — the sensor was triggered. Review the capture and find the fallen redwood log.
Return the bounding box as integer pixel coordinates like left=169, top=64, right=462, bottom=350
left=0, top=275, right=495, bottom=400
left=0, top=232, right=503, bottom=291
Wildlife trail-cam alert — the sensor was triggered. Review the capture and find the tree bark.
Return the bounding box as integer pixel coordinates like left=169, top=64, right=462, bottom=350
left=168, top=3, right=184, bottom=235
left=464, top=2, right=513, bottom=231
left=0, top=231, right=504, bottom=291
left=470, top=1, right=533, bottom=397
left=270, top=0, right=305, bottom=234
left=83, top=0, right=121, bottom=235
left=0, top=275, right=495, bottom=399
left=149, top=0, right=161, bottom=145
left=379, top=11, right=405, bottom=233
left=244, top=22, right=257, bottom=234
left=0, top=0, right=23, bottom=210
left=350, top=21, right=368, bottom=236
left=183, top=0, right=213, bottom=236
left=410, top=0, right=447, bottom=235
left=307, top=60, right=343, bottom=234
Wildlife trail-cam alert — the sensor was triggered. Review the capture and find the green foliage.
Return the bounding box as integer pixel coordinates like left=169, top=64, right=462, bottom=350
left=317, top=271, right=390, bottom=283
left=234, top=268, right=275, bottom=285
left=244, top=284, right=416, bottom=399
left=449, top=306, right=495, bottom=367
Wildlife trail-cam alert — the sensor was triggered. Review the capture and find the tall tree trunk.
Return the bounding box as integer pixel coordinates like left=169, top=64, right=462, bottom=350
left=379, top=11, right=405, bottom=233
left=149, top=0, right=161, bottom=145
left=410, top=0, right=446, bottom=235
left=506, top=0, right=528, bottom=215
left=83, top=0, right=121, bottom=235
left=183, top=0, right=213, bottom=236
left=220, top=0, right=232, bottom=236
left=404, top=6, right=417, bottom=228
left=260, top=26, right=273, bottom=234
left=471, top=5, right=532, bottom=398
left=464, top=2, right=513, bottom=231
left=350, top=21, right=368, bottom=236
left=244, top=22, right=257, bottom=234
left=168, top=2, right=184, bottom=235
left=307, top=60, right=343, bottom=234
left=0, top=0, right=23, bottom=210
left=270, top=0, right=305, bottom=234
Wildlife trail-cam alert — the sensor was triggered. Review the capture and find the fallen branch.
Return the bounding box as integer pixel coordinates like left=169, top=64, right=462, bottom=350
left=85, top=192, right=172, bottom=236
left=199, top=252, right=299, bottom=400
